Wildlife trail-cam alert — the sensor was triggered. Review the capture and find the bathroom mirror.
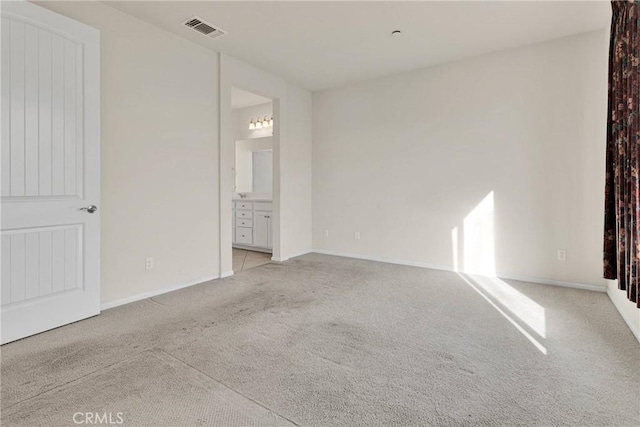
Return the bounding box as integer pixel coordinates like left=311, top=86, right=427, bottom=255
left=235, top=136, right=273, bottom=194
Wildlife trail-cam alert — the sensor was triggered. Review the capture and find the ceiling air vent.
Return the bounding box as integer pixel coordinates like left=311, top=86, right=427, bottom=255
left=182, top=16, right=227, bottom=40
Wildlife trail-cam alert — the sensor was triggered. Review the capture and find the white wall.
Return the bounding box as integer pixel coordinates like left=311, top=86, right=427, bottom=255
left=283, top=85, right=313, bottom=258
left=608, top=283, right=640, bottom=341
left=36, top=2, right=220, bottom=305
left=313, top=31, right=609, bottom=288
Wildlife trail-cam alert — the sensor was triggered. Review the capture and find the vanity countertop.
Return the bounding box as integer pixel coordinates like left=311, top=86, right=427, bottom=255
left=233, top=198, right=272, bottom=202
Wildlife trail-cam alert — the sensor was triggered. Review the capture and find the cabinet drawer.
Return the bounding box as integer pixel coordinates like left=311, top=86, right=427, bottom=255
left=236, top=209, right=253, bottom=219
left=237, top=218, right=252, bottom=228
left=235, top=227, right=253, bottom=245
left=254, top=202, right=272, bottom=211
left=235, top=201, right=253, bottom=210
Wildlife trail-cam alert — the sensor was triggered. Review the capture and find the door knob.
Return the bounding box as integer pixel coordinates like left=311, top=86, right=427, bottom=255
left=79, top=205, right=98, bottom=214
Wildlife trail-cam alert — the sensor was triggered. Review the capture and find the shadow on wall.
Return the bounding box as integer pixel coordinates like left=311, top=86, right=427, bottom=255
left=452, top=191, right=547, bottom=354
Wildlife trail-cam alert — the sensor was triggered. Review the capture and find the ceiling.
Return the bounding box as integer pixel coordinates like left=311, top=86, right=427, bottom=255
left=104, top=1, right=611, bottom=91
left=231, top=87, right=271, bottom=110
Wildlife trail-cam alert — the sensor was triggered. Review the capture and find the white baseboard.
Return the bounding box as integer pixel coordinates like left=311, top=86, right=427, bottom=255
left=220, top=271, right=234, bottom=278
left=100, top=274, right=219, bottom=311
left=271, top=249, right=313, bottom=263
left=312, top=249, right=607, bottom=293
left=607, top=286, right=640, bottom=343
left=313, top=248, right=452, bottom=271
left=288, top=249, right=314, bottom=259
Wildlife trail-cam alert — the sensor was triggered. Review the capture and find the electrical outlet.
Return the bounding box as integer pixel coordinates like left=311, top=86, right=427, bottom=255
left=146, top=257, right=154, bottom=270
left=354, top=231, right=360, bottom=240
left=557, top=250, right=567, bottom=261
left=323, top=229, right=329, bottom=238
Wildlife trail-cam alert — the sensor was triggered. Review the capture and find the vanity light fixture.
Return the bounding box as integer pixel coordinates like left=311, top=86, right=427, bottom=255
left=248, top=116, right=274, bottom=130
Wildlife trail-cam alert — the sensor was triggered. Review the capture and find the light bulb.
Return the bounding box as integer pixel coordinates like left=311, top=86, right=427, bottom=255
left=255, top=120, right=262, bottom=129
left=262, top=117, right=270, bottom=127
left=249, top=120, right=255, bottom=130
left=269, top=117, right=274, bottom=127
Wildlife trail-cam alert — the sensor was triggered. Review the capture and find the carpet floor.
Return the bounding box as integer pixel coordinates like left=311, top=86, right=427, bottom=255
left=1, top=254, right=638, bottom=426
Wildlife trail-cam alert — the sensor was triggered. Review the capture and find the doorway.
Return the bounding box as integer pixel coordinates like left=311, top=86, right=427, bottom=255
left=230, top=87, right=274, bottom=273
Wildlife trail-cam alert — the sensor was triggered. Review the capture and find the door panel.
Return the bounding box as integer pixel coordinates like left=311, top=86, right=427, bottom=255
left=2, top=18, right=83, bottom=199
left=1, top=2, right=100, bottom=344
left=1, top=225, right=82, bottom=304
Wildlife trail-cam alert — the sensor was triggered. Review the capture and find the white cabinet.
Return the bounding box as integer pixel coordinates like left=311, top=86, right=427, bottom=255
left=236, top=201, right=253, bottom=210
left=237, top=218, right=252, bottom=227
left=235, top=227, right=253, bottom=245
left=236, top=209, right=253, bottom=219
left=253, top=212, right=272, bottom=248
left=232, top=200, right=272, bottom=253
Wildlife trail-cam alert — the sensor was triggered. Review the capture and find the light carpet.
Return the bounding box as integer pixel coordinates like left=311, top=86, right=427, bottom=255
left=1, top=253, right=638, bottom=426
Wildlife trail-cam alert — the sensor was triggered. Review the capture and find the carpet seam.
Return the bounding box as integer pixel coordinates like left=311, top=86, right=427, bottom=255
left=1, top=348, right=154, bottom=411
left=158, top=349, right=300, bottom=426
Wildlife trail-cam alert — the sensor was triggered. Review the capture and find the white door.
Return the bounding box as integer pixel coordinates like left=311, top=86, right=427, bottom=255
left=1, top=2, right=100, bottom=344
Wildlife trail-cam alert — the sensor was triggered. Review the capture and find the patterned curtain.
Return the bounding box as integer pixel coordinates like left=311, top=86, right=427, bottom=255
left=604, top=0, right=640, bottom=308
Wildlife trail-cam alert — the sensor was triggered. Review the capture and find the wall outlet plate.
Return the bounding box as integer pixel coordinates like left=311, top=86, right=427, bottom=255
left=557, top=250, right=567, bottom=261
left=145, top=257, right=154, bottom=270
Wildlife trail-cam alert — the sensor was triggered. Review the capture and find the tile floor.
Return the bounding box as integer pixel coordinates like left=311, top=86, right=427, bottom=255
left=232, top=248, right=272, bottom=272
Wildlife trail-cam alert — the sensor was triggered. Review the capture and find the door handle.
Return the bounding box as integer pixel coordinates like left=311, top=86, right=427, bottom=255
left=79, top=205, right=98, bottom=214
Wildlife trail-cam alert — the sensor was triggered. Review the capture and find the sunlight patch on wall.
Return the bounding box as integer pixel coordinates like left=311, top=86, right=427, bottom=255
left=463, top=191, right=496, bottom=276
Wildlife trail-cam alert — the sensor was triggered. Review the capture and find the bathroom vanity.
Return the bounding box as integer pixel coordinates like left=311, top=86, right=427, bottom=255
left=232, top=199, right=273, bottom=253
